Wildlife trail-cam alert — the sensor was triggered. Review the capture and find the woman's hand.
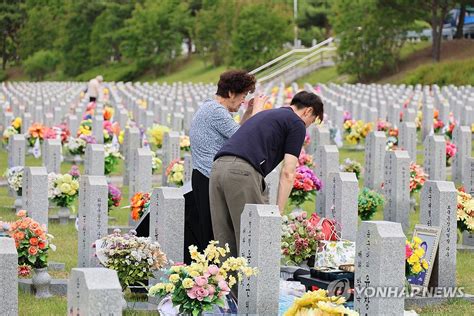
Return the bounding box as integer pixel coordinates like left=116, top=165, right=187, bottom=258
left=250, top=94, right=269, bottom=115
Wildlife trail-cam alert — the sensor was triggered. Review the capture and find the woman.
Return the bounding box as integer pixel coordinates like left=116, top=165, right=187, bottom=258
left=188, top=70, right=268, bottom=252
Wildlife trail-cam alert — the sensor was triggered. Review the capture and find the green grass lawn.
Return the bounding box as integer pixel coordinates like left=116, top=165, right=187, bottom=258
left=0, top=141, right=473, bottom=315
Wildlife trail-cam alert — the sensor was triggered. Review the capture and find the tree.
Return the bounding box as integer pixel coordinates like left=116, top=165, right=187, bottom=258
left=296, top=0, right=331, bottom=46
left=231, top=3, right=292, bottom=70
left=120, top=0, right=188, bottom=74
left=23, top=50, right=59, bottom=80
left=0, top=0, right=25, bottom=69
left=19, top=0, right=64, bottom=60
left=194, top=0, right=236, bottom=66
left=60, top=0, right=105, bottom=76
left=89, top=1, right=136, bottom=65
left=331, top=0, right=419, bottom=81
left=454, top=1, right=468, bottom=39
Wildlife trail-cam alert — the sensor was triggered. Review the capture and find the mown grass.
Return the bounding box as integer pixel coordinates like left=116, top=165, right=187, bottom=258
left=1, top=138, right=473, bottom=315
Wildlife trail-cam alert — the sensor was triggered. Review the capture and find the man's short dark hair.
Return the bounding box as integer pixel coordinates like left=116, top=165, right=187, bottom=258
left=290, top=91, right=324, bottom=120
left=216, top=70, right=256, bottom=98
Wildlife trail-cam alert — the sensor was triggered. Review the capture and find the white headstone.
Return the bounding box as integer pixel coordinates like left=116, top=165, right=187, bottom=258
left=0, top=237, right=18, bottom=316
left=22, top=167, right=49, bottom=227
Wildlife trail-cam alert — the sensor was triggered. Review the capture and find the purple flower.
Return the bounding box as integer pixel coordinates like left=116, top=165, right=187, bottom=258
left=79, top=134, right=97, bottom=144
left=69, top=165, right=81, bottom=178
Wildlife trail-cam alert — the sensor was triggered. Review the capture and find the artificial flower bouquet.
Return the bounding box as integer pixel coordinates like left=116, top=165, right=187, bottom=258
left=78, top=119, right=92, bottom=137
left=433, top=118, right=444, bottom=134
left=66, top=137, right=87, bottom=156
left=26, top=123, right=56, bottom=147
left=344, top=120, right=373, bottom=145
left=281, top=211, right=324, bottom=265
left=289, top=166, right=322, bottom=207
left=47, top=173, right=80, bottom=208
left=358, top=187, right=384, bottom=220
left=95, top=229, right=167, bottom=290
left=68, top=165, right=81, bottom=180
left=103, top=121, right=120, bottom=144
left=445, top=121, right=456, bottom=140
left=457, top=187, right=474, bottom=233
left=108, top=183, right=122, bottom=213
left=376, top=120, right=391, bottom=133
left=405, top=236, right=429, bottom=277
left=148, top=241, right=257, bottom=316
left=2, top=117, right=21, bottom=144
left=180, top=135, right=191, bottom=152
left=9, top=210, right=56, bottom=276
left=104, top=144, right=124, bottom=175
left=5, top=166, right=24, bottom=195
left=409, top=163, right=428, bottom=195
left=151, top=151, right=163, bottom=174
left=298, top=148, right=313, bottom=167
left=284, top=289, right=358, bottom=316
left=147, top=124, right=170, bottom=148
left=339, top=158, right=362, bottom=179
left=166, top=159, right=185, bottom=187
left=103, top=105, right=114, bottom=121
left=130, top=192, right=151, bottom=221
left=445, top=140, right=457, bottom=167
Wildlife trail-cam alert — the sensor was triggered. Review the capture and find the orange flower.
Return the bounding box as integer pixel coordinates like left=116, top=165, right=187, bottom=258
left=131, top=193, right=143, bottom=207
left=19, top=221, right=29, bottom=230
left=17, top=210, right=27, bottom=217
left=34, top=228, right=44, bottom=236
left=38, top=241, right=46, bottom=249
left=13, top=231, right=25, bottom=241
left=29, top=237, right=39, bottom=246
left=103, top=108, right=113, bottom=121
left=39, top=234, right=47, bottom=241
left=28, top=246, right=38, bottom=256
left=434, top=109, right=439, bottom=119
left=131, top=208, right=140, bottom=221
left=29, top=222, right=39, bottom=230
left=28, top=123, right=45, bottom=139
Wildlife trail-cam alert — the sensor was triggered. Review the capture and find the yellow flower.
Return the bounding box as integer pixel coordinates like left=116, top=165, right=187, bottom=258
left=412, top=263, right=422, bottom=274
left=170, top=266, right=182, bottom=273
left=63, top=174, right=73, bottom=182
left=228, top=275, right=237, bottom=288
left=182, top=278, right=194, bottom=289
left=165, top=283, right=175, bottom=293
left=169, top=274, right=180, bottom=283
left=60, top=183, right=72, bottom=194
left=12, top=117, right=21, bottom=129
left=413, top=236, right=422, bottom=245
left=421, top=259, right=429, bottom=270
left=408, top=254, right=419, bottom=264
left=71, top=180, right=79, bottom=190
left=414, top=248, right=424, bottom=258
left=189, top=270, right=200, bottom=278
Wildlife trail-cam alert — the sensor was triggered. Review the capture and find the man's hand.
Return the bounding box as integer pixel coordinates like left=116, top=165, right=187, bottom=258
left=276, top=154, right=298, bottom=214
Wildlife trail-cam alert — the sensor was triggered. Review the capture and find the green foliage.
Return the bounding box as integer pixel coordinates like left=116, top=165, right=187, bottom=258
left=194, top=0, right=236, bottom=66
left=120, top=0, right=188, bottom=75
left=0, top=69, right=7, bottom=81
left=0, top=0, right=25, bottom=69
left=400, top=57, right=474, bottom=86
left=358, top=187, right=384, bottom=220
left=331, top=0, right=417, bottom=82
left=297, top=0, right=331, bottom=46
left=19, top=0, right=64, bottom=60
left=60, top=1, right=105, bottom=76
left=89, top=2, right=135, bottom=66
left=231, top=3, right=292, bottom=70
left=23, top=50, right=60, bottom=80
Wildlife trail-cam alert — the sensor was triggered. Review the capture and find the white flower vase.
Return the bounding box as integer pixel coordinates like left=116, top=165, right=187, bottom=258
left=73, top=154, right=83, bottom=164
left=58, top=206, right=71, bottom=225
left=14, top=190, right=22, bottom=212
left=32, top=267, right=52, bottom=298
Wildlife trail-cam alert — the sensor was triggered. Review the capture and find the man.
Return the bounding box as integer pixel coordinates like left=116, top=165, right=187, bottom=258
left=187, top=69, right=267, bottom=257
left=209, top=91, right=324, bottom=257
left=87, top=75, right=103, bottom=102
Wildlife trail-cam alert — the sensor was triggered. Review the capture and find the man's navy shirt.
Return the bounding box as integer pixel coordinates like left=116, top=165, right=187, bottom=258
left=215, top=107, right=306, bottom=177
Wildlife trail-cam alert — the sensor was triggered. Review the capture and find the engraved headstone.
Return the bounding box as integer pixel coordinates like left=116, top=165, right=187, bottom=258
left=0, top=237, right=18, bottom=316
left=43, top=139, right=62, bottom=174
left=67, top=268, right=122, bottom=316
left=238, top=204, right=280, bottom=315
left=420, top=181, right=457, bottom=288
left=84, top=144, right=105, bottom=176
left=314, top=145, right=339, bottom=216
left=92, top=115, right=104, bottom=144
left=364, top=131, right=386, bottom=191
left=123, top=127, right=141, bottom=186
left=452, top=126, right=471, bottom=184
left=354, top=221, right=405, bottom=315
left=22, top=167, right=49, bottom=227
left=383, top=150, right=410, bottom=232
left=325, top=172, right=358, bottom=241
left=77, top=176, right=108, bottom=267
left=398, top=122, right=417, bottom=161
left=423, top=135, right=446, bottom=181
left=8, top=134, right=26, bottom=168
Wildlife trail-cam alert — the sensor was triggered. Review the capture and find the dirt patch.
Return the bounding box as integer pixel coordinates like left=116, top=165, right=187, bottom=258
left=380, top=39, right=474, bottom=83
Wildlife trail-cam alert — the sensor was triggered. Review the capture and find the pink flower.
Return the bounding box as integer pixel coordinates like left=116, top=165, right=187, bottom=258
left=187, top=285, right=210, bottom=301
left=208, top=265, right=219, bottom=276
left=194, top=276, right=208, bottom=287
left=218, top=280, right=230, bottom=292
left=208, top=285, right=216, bottom=297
